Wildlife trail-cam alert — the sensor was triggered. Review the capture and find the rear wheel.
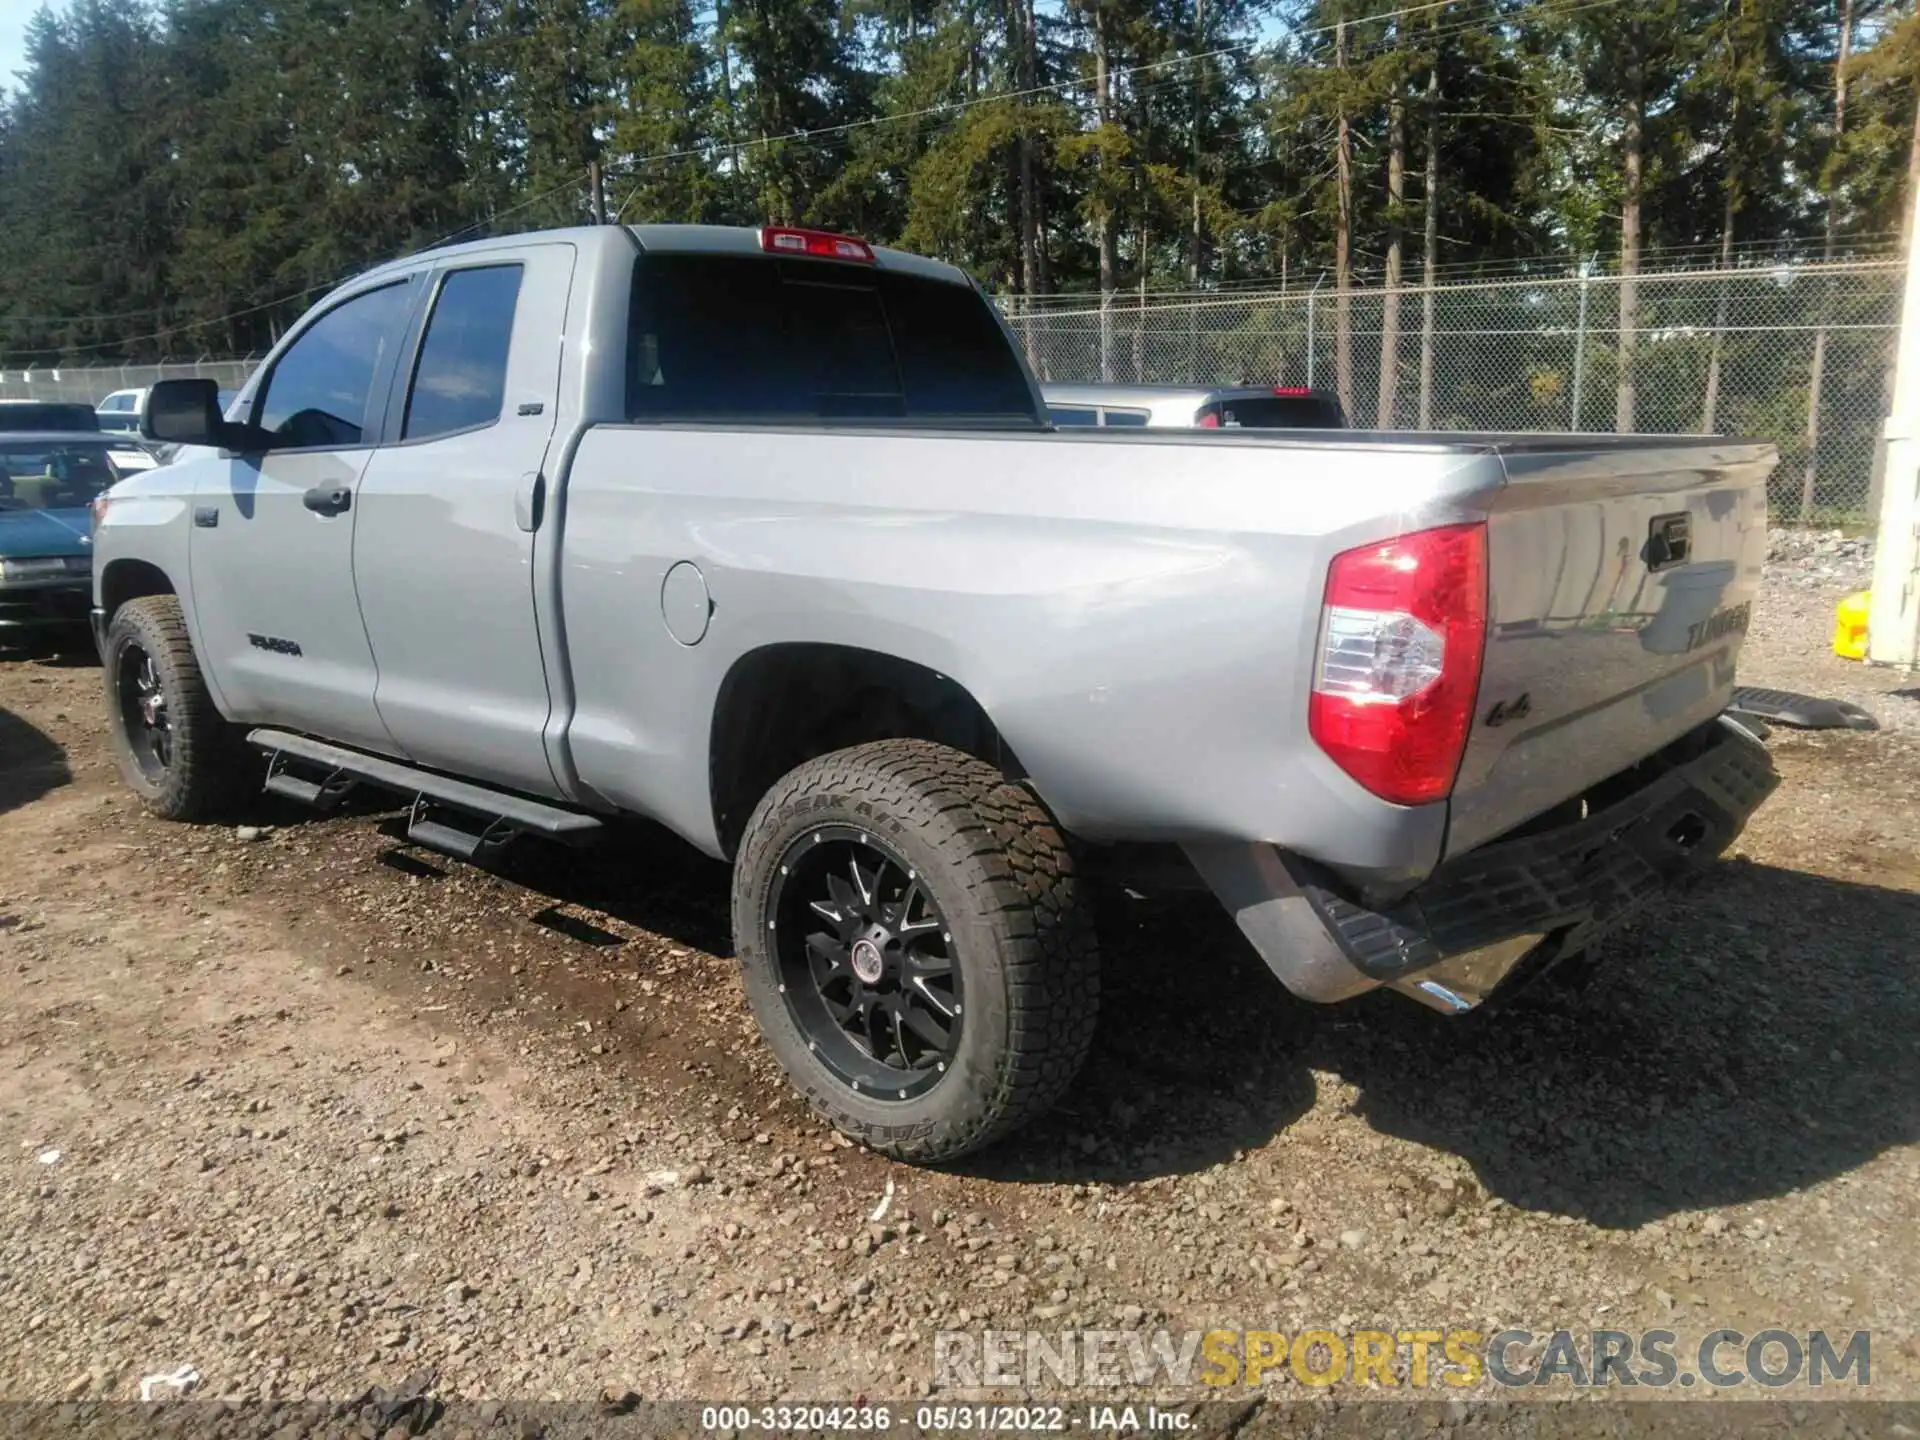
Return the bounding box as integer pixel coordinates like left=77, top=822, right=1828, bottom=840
left=104, top=595, right=259, bottom=821
left=732, top=740, right=1099, bottom=1162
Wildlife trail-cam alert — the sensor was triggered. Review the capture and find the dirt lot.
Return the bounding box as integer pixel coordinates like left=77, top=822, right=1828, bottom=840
left=2, top=535, right=1918, bottom=1415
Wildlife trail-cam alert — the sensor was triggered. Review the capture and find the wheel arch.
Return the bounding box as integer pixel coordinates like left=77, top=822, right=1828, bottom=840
left=99, top=558, right=177, bottom=621
left=707, top=642, right=1020, bottom=860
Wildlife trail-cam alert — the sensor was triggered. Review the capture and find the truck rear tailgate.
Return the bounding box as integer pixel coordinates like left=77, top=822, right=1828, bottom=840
left=1444, top=437, right=1774, bottom=858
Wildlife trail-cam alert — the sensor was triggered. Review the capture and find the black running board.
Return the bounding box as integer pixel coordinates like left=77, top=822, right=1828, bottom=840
left=263, top=750, right=357, bottom=810
left=1728, top=686, right=1878, bottom=733
left=247, top=729, right=604, bottom=859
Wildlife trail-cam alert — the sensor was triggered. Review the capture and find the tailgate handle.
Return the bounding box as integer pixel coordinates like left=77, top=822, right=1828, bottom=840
left=1644, top=513, right=1691, bottom=572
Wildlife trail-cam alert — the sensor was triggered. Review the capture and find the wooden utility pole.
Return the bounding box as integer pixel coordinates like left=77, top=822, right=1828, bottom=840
left=1416, top=2, right=1440, bottom=428
left=1801, top=0, right=1854, bottom=518
left=717, top=0, right=742, bottom=184
left=1616, top=25, right=1646, bottom=433
left=1190, top=0, right=1205, bottom=285
left=1014, top=0, right=1043, bottom=295
left=1703, top=40, right=1742, bottom=435
left=588, top=158, right=607, bottom=224
left=1335, top=12, right=1354, bottom=417
left=1378, top=12, right=1406, bottom=428
left=1096, top=4, right=1118, bottom=379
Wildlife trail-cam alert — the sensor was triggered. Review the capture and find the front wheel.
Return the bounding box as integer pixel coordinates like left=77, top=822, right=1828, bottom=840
left=103, top=595, right=260, bottom=821
left=731, top=740, right=1099, bottom=1162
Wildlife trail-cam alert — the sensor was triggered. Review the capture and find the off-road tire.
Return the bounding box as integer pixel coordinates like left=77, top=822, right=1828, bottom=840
left=732, top=739, right=1099, bottom=1162
left=103, top=595, right=260, bottom=821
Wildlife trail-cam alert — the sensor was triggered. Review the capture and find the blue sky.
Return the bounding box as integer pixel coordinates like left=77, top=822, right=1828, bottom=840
left=0, top=0, right=35, bottom=96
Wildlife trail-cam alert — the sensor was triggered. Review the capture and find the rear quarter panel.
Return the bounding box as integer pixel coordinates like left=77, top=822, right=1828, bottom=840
left=557, top=428, right=1499, bottom=886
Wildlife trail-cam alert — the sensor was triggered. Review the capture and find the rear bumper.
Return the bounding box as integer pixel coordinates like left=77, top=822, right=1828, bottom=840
left=1185, top=713, right=1778, bottom=1011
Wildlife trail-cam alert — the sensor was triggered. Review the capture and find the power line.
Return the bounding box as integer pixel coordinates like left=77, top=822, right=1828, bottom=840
left=3, top=170, right=594, bottom=360
left=416, top=169, right=593, bottom=253
left=605, top=0, right=1632, bottom=209
left=11, top=276, right=348, bottom=358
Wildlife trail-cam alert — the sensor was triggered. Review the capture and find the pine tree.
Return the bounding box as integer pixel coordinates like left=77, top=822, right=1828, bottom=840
left=725, top=0, right=868, bottom=225
left=603, top=0, right=724, bottom=223
left=1550, top=0, right=1707, bottom=431
left=0, top=0, right=1913, bottom=373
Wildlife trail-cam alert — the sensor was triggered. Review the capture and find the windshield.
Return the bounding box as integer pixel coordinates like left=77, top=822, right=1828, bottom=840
left=0, top=440, right=125, bottom=510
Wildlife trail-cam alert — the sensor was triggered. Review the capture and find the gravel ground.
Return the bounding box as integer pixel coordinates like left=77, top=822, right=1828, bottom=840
left=1, top=544, right=1917, bottom=1416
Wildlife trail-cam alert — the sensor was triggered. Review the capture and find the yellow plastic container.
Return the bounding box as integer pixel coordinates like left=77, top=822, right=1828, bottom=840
left=1834, top=590, right=1870, bottom=660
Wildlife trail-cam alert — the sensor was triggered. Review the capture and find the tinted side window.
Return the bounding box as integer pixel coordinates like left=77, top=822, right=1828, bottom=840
left=1102, top=408, right=1150, bottom=426
left=1050, top=407, right=1097, bottom=426
left=627, top=254, right=1039, bottom=427
left=255, top=281, right=413, bottom=449
left=404, top=265, right=523, bottom=441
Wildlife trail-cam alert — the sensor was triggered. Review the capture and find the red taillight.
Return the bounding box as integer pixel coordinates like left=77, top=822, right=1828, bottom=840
left=759, top=226, right=875, bottom=262
left=1308, top=523, right=1488, bottom=806
left=1273, top=386, right=1313, bottom=397
left=1196, top=410, right=1221, bottom=428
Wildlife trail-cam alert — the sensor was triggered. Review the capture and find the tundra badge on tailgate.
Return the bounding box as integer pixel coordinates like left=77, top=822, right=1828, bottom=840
left=1686, top=601, right=1751, bottom=652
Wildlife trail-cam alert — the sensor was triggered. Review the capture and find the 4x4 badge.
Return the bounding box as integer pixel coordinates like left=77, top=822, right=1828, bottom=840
left=1484, top=693, right=1532, bottom=728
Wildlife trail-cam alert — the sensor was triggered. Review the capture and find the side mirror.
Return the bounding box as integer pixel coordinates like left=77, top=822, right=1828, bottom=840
left=142, top=379, right=227, bottom=448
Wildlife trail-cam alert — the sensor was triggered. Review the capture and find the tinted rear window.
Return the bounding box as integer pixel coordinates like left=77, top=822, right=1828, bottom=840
left=627, top=254, right=1038, bottom=427
left=1207, top=395, right=1347, bottom=429
left=404, top=264, right=523, bottom=441
left=0, top=403, right=100, bottom=432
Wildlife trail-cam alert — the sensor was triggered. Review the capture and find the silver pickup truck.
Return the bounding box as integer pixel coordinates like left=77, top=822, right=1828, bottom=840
left=96, top=223, right=1778, bottom=1161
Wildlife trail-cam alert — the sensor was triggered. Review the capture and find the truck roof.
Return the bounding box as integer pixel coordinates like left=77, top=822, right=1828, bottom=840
left=355, top=223, right=974, bottom=291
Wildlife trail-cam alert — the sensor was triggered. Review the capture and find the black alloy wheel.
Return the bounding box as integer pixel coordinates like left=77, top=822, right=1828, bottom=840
left=731, top=739, right=1100, bottom=1161
left=116, top=641, right=173, bottom=781
left=103, top=593, right=262, bottom=821
left=766, top=825, right=963, bottom=1101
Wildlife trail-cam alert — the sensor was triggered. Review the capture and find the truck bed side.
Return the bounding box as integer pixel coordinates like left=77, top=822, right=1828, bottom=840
left=553, top=425, right=1771, bottom=898
left=555, top=428, right=1490, bottom=887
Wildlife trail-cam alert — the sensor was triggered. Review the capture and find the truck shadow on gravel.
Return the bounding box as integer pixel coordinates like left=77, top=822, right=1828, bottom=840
left=968, top=859, right=1920, bottom=1229
left=0, top=707, right=70, bottom=816
left=365, top=811, right=1916, bottom=1230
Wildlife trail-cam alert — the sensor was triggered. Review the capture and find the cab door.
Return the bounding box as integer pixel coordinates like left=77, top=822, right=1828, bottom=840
left=186, top=277, right=419, bottom=753
left=351, top=246, right=575, bottom=796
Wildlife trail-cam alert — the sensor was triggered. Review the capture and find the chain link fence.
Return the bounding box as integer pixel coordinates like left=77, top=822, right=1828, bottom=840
left=1, top=259, right=1899, bottom=523
left=0, top=358, right=259, bottom=406
left=1003, top=258, right=1902, bottom=525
